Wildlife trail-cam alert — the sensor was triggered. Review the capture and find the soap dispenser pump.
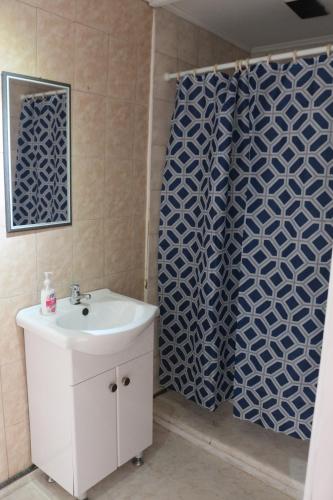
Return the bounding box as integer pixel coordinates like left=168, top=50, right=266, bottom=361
left=41, top=272, right=57, bottom=315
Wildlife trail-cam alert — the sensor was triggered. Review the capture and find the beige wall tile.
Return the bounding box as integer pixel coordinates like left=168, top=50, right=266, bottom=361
left=108, top=37, right=137, bottom=101
left=106, top=269, right=144, bottom=301
left=149, top=189, right=162, bottom=236
left=152, top=98, right=174, bottom=147
left=131, top=216, right=146, bottom=270
left=54, top=285, right=71, bottom=300
left=104, top=236, right=133, bottom=274
left=73, top=220, right=104, bottom=281
left=25, top=0, right=75, bottom=19
left=108, top=0, right=132, bottom=41
left=74, top=24, right=108, bottom=94
left=132, top=165, right=147, bottom=223
left=132, top=0, right=152, bottom=45
left=104, top=271, right=130, bottom=296
left=0, top=232, right=37, bottom=298
left=36, top=227, right=73, bottom=288
left=0, top=393, right=8, bottom=482
left=0, top=0, right=36, bottom=75
left=147, top=285, right=158, bottom=306
left=75, top=0, right=111, bottom=32
left=104, top=184, right=134, bottom=220
left=177, top=19, right=198, bottom=66
left=5, top=417, right=31, bottom=476
left=154, top=52, right=177, bottom=103
left=104, top=216, right=132, bottom=243
left=0, top=294, right=36, bottom=366
left=147, top=273, right=158, bottom=292
left=72, top=156, right=105, bottom=221
left=79, top=276, right=105, bottom=294
left=108, top=0, right=151, bottom=43
left=104, top=216, right=145, bottom=278
left=2, top=389, right=28, bottom=428
left=0, top=0, right=152, bottom=480
left=72, top=91, right=106, bottom=158
left=134, top=104, right=149, bottom=162
left=177, top=59, right=194, bottom=72
left=1, top=359, right=26, bottom=395
left=106, top=100, right=135, bottom=159
left=154, top=8, right=178, bottom=59
left=147, top=233, right=159, bottom=280
left=1, top=360, right=28, bottom=427
left=136, top=37, right=152, bottom=104
left=197, top=28, right=217, bottom=67
left=104, top=158, right=134, bottom=218
left=132, top=216, right=146, bottom=245
left=37, top=10, right=75, bottom=84
left=151, top=145, right=166, bottom=191
left=105, top=157, right=132, bottom=189
left=104, top=217, right=133, bottom=274
left=128, top=267, right=144, bottom=301
left=133, top=159, right=147, bottom=193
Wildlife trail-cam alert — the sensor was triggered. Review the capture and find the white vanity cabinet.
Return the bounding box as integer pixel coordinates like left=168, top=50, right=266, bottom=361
left=24, top=322, right=154, bottom=500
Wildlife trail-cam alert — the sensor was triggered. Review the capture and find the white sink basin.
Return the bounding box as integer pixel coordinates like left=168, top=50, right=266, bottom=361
left=16, top=289, right=158, bottom=355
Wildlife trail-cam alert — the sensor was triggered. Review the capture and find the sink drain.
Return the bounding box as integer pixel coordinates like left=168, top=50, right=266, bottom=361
left=82, top=307, right=89, bottom=316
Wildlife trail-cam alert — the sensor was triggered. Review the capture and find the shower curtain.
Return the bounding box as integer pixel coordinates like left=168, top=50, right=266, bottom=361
left=12, top=93, right=68, bottom=226
left=158, top=54, right=333, bottom=439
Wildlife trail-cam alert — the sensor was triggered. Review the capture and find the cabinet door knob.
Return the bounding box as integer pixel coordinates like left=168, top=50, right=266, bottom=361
left=122, top=377, right=130, bottom=386
left=109, top=383, right=117, bottom=393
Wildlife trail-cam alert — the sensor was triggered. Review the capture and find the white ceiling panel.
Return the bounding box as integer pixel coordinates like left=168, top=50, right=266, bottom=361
left=163, top=0, right=333, bottom=52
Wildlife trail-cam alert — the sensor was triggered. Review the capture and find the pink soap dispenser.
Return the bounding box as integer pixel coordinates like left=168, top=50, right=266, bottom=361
left=41, top=272, right=57, bottom=315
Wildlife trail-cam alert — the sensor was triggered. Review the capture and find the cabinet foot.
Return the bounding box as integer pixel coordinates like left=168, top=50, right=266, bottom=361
left=132, top=452, right=144, bottom=467
left=76, top=492, right=88, bottom=500
left=47, top=477, right=55, bottom=483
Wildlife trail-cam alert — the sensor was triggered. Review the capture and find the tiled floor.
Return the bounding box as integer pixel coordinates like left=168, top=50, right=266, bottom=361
left=154, top=391, right=309, bottom=499
left=0, top=424, right=292, bottom=500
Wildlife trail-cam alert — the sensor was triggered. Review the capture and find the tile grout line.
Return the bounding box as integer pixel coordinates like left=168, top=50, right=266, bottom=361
left=0, top=371, right=9, bottom=484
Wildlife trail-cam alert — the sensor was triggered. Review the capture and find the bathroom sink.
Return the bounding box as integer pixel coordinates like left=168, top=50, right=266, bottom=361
left=16, top=289, right=158, bottom=355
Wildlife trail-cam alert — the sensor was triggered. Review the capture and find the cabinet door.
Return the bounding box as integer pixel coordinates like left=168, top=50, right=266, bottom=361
left=117, top=352, right=153, bottom=466
left=72, top=368, right=118, bottom=496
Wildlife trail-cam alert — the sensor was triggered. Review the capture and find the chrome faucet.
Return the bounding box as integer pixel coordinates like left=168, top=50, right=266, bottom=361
left=70, top=284, right=92, bottom=305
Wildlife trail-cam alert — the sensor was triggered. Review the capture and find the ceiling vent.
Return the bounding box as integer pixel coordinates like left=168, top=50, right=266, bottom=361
left=285, top=0, right=329, bottom=18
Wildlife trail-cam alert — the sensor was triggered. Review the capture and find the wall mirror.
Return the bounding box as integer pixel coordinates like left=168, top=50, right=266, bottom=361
left=2, top=72, right=71, bottom=232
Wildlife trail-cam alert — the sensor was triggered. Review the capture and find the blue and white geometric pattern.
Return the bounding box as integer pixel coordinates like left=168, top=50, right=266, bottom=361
left=158, top=54, right=333, bottom=439
left=233, top=56, right=333, bottom=439
left=13, top=93, right=68, bottom=226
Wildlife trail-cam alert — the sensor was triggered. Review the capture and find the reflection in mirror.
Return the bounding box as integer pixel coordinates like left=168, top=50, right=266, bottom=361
left=2, top=72, right=71, bottom=232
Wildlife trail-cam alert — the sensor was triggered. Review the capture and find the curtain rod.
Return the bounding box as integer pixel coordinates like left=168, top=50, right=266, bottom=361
left=20, top=89, right=67, bottom=99
left=164, top=43, right=333, bottom=81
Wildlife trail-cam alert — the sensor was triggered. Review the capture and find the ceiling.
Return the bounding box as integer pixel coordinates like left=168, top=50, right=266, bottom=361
left=148, top=0, right=333, bottom=53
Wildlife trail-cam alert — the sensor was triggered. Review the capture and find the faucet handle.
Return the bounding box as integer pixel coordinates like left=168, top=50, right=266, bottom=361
left=70, top=283, right=80, bottom=292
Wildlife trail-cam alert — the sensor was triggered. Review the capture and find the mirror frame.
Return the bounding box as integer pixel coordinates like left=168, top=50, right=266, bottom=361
left=2, top=71, right=72, bottom=233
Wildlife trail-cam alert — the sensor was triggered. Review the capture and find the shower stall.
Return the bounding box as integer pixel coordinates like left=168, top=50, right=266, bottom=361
left=153, top=36, right=333, bottom=498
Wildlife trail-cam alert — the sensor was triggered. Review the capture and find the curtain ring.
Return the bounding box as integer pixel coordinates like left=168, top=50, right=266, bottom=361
left=292, top=50, right=298, bottom=63
left=326, top=44, right=332, bottom=57
left=266, top=54, right=272, bottom=64
left=235, top=60, right=240, bottom=72
left=213, top=64, right=218, bottom=74
left=192, top=69, right=196, bottom=78
left=176, top=72, right=180, bottom=82
left=245, top=58, right=250, bottom=70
